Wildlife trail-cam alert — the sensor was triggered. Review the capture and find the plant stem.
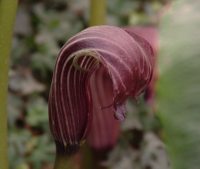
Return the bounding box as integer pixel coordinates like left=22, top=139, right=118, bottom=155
left=54, top=153, right=72, bottom=169
left=0, top=0, right=18, bottom=169
left=89, top=0, right=106, bottom=26
left=81, top=145, right=111, bottom=169
left=54, top=152, right=81, bottom=169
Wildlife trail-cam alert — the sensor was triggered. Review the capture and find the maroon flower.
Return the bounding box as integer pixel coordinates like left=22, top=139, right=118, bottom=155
left=124, top=27, right=159, bottom=105
left=87, top=26, right=158, bottom=151
left=48, top=25, right=154, bottom=152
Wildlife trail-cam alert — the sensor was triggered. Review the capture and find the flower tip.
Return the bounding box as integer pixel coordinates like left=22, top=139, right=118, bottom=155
left=114, top=104, right=127, bottom=121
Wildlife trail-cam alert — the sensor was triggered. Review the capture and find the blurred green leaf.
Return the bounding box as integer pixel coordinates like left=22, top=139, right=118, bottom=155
left=26, top=97, right=49, bottom=130
left=157, top=1, right=200, bottom=169
left=16, top=163, right=29, bottom=169
left=9, top=68, right=45, bottom=95
left=27, top=135, right=55, bottom=169
left=8, top=93, right=23, bottom=128
left=9, top=130, right=31, bottom=169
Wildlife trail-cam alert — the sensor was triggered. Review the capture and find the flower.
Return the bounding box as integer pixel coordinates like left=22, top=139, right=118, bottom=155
left=87, top=26, right=158, bottom=151
left=48, top=25, right=154, bottom=153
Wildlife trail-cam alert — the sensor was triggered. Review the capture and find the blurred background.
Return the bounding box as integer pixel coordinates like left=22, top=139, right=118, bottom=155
left=8, top=0, right=200, bottom=169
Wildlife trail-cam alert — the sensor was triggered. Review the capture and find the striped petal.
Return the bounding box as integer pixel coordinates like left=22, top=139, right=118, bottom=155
left=48, top=25, right=154, bottom=152
left=87, top=26, right=158, bottom=151
left=86, top=67, right=120, bottom=151
left=124, top=26, right=159, bottom=105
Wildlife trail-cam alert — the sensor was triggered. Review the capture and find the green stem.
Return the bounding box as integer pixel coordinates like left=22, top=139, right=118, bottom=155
left=0, top=0, right=18, bottom=169
left=54, top=153, right=72, bottom=169
left=54, top=152, right=80, bottom=169
left=89, top=0, right=106, bottom=26
left=81, top=145, right=110, bottom=169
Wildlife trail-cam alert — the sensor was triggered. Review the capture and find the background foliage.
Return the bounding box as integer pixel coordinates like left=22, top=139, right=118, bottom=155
left=9, top=0, right=170, bottom=169
left=158, top=1, right=200, bottom=169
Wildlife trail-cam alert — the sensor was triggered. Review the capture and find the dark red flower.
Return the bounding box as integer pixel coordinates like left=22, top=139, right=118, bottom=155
left=87, top=26, right=158, bottom=151
left=124, top=27, right=159, bottom=105
left=48, top=25, right=154, bottom=152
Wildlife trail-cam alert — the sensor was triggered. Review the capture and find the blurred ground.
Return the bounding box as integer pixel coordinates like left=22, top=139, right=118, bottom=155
left=9, top=0, right=170, bottom=169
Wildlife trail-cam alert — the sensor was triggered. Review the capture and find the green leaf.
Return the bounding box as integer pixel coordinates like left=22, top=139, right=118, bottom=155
left=27, top=135, right=55, bottom=169
left=9, top=130, right=31, bottom=169
left=26, top=97, right=49, bottom=130
left=157, top=1, right=200, bottom=169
